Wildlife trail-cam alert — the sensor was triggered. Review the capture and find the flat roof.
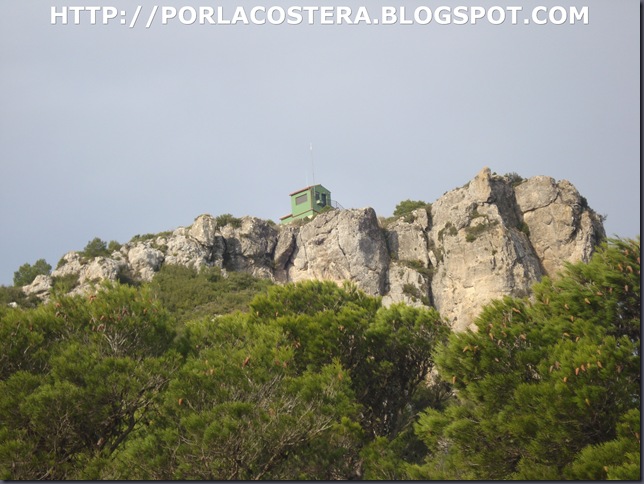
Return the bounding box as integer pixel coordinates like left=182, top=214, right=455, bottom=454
left=289, top=184, right=328, bottom=196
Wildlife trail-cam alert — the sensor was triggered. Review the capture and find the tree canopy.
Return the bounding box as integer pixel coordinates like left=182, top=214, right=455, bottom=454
left=392, top=199, right=431, bottom=218
left=409, top=237, right=640, bottom=480
left=0, top=237, right=639, bottom=480
left=0, top=279, right=448, bottom=479
left=13, top=258, right=51, bottom=287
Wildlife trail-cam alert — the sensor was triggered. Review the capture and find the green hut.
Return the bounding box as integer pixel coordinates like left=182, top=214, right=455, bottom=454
left=280, top=184, right=332, bottom=224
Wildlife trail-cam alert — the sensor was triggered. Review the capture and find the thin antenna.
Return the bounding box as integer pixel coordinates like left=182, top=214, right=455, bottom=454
left=305, top=147, right=309, bottom=188
left=309, top=142, right=316, bottom=188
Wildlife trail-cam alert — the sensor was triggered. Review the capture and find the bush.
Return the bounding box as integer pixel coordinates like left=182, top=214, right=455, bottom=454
left=400, top=260, right=434, bottom=280
left=0, top=285, right=40, bottom=308
left=51, top=274, right=80, bottom=295
left=393, top=200, right=431, bottom=219
left=410, top=237, right=641, bottom=480
left=107, top=240, right=122, bottom=253
left=13, top=259, right=51, bottom=287
left=519, top=221, right=530, bottom=237
left=505, top=172, right=524, bottom=187
left=150, top=264, right=272, bottom=321
left=80, top=237, right=110, bottom=259
left=437, top=222, right=457, bottom=242
left=215, top=214, right=242, bottom=228
left=129, top=231, right=172, bottom=245
left=465, top=220, right=499, bottom=242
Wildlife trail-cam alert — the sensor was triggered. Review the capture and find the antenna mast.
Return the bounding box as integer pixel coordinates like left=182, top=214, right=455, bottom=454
left=309, top=142, right=316, bottom=188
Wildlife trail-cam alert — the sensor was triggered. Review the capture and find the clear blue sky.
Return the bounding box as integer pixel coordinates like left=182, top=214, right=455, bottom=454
left=0, top=0, right=639, bottom=285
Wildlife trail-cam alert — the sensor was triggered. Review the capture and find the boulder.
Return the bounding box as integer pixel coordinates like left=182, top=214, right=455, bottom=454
left=51, top=252, right=84, bottom=279
left=515, top=176, right=605, bottom=275
left=127, top=245, right=165, bottom=281
left=22, top=274, right=53, bottom=299
left=219, top=217, right=279, bottom=279
left=286, top=208, right=390, bottom=296
left=188, top=214, right=219, bottom=246
left=163, top=233, right=213, bottom=269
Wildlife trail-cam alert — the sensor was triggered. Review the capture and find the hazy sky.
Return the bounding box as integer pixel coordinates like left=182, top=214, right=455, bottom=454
left=0, top=0, right=639, bottom=285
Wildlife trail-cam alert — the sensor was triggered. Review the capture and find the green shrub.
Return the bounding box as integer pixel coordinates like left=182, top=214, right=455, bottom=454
left=400, top=260, right=434, bottom=280
left=216, top=214, right=242, bottom=228
left=465, top=220, right=499, bottom=243
left=107, top=240, right=122, bottom=253
left=150, top=264, right=272, bottom=321
left=13, top=259, right=51, bottom=287
left=469, top=207, right=484, bottom=219
left=437, top=222, right=457, bottom=242
left=392, top=200, right=432, bottom=226
left=129, top=231, right=172, bottom=244
left=56, top=256, right=68, bottom=269
left=130, top=233, right=156, bottom=244
left=51, top=274, right=80, bottom=295
left=80, top=237, right=110, bottom=259
left=505, top=172, right=525, bottom=187
left=393, top=200, right=431, bottom=218
left=401, top=283, right=430, bottom=306
left=0, top=285, right=40, bottom=308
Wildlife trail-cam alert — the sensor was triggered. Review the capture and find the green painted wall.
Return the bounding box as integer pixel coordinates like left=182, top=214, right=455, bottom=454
left=281, top=184, right=332, bottom=224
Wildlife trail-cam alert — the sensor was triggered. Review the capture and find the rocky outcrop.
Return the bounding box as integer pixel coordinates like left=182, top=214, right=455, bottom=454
left=381, top=168, right=605, bottom=331
left=48, top=252, right=127, bottom=296
left=23, top=169, right=605, bottom=332
left=515, top=176, right=605, bottom=276
left=126, top=245, right=165, bottom=281
left=383, top=168, right=605, bottom=331
left=219, top=216, right=278, bottom=279
left=285, top=208, right=389, bottom=295
left=22, top=274, right=53, bottom=300
left=424, top=168, right=544, bottom=331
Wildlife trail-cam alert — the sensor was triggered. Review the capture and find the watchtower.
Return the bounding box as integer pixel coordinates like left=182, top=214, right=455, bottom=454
left=280, top=184, right=333, bottom=224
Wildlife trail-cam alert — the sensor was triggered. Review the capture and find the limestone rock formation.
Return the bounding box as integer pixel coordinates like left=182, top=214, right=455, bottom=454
left=273, top=226, right=298, bottom=283
left=52, top=252, right=84, bottom=279
left=285, top=208, right=389, bottom=296
left=80, top=257, right=124, bottom=285
left=21, top=169, right=605, bottom=332
left=515, top=176, right=605, bottom=275
left=425, top=168, right=544, bottom=331
left=218, top=216, right=278, bottom=279
left=22, top=274, right=53, bottom=299
left=384, top=168, right=604, bottom=331
left=126, top=245, right=165, bottom=281
left=162, top=228, right=212, bottom=269
left=188, top=213, right=219, bottom=246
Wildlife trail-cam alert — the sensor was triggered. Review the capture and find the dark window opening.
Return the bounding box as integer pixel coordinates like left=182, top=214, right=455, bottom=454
left=295, top=194, right=307, bottom=205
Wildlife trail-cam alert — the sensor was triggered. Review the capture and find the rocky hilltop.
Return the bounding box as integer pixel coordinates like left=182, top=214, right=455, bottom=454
left=24, top=168, right=605, bottom=331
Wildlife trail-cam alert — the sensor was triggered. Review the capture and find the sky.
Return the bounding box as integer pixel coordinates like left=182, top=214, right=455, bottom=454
left=0, top=0, right=640, bottom=286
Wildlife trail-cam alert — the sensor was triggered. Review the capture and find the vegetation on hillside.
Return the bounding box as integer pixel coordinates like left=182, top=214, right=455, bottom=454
left=0, top=237, right=639, bottom=479
left=393, top=199, right=432, bottom=218
left=13, top=258, right=51, bottom=287
left=409, top=237, right=640, bottom=480
left=150, top=264, right=273, bottom=321
left=379, top=199, right=432, bottom=231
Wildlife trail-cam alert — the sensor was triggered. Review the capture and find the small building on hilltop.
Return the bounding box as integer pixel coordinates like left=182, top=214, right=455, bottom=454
left=280, top=184, right=334, bottom=224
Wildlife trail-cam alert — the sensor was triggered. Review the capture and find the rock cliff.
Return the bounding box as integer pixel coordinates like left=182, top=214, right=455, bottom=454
left=23, top=168, right=605, bottom=331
